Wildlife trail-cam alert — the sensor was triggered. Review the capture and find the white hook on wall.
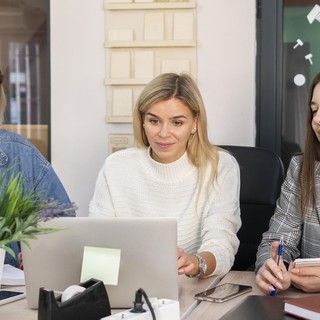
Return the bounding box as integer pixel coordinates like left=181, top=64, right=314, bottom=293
left=305, top=53, right=313, bottom=64
left=293, top=39, right=303, bottom=49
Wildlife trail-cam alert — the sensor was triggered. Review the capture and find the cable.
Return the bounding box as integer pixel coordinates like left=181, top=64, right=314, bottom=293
left=130, top=288, right=156, bottom=320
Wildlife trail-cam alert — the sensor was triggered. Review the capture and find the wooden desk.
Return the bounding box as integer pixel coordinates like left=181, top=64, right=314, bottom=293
left=187, top=271, right=313, bottom=320
left=4, top=272, right=310, bottom=319
left=0, top=276, right=221, bottom=319
left=1, top=286, right=36, bottom=320
left=179, top=275, right=221, bottom=319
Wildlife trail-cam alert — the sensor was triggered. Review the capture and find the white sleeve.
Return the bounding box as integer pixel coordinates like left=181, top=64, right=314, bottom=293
left=200, top=154, right=241, bottom=276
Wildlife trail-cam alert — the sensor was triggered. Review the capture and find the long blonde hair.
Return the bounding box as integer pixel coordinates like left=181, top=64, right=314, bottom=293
left=133, top=72, right=220, bottom=198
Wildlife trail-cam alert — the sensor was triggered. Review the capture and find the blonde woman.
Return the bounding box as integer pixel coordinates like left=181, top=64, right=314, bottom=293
left=89, top=73, right=241, bottom=277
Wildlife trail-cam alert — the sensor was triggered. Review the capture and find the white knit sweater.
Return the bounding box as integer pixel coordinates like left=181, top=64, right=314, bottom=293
left=89, top=147, right=241, bottom=276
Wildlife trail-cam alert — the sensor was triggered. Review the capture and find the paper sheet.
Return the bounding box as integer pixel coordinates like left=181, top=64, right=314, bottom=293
left=1, top=264, right=25, bottom=286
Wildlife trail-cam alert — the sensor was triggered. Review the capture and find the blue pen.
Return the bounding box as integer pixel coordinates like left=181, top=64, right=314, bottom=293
left=269, top=236, right=284, bottom=296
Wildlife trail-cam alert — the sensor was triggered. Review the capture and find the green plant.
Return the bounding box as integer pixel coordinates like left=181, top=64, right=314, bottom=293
left=0, top=172, right=74, bottom=258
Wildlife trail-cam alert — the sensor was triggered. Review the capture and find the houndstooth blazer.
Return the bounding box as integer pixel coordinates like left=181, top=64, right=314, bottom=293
left=255, top=155, right=320, bottom=271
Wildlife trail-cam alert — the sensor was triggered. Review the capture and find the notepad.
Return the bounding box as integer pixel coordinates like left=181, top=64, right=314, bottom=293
left=80, top=246, right=121, bottom=285
left=284, top=294, right=320, bottom=320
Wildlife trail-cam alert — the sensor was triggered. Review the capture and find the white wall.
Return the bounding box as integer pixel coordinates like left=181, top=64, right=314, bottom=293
left=50, top=0, right=256, bottom=216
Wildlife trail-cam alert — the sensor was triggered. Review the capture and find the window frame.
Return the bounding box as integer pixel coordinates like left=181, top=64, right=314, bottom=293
left=256, top=0, right=283, bottom=156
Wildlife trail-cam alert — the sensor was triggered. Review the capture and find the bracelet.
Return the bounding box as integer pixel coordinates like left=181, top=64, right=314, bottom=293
left=186, top=254, right=207, bottom=278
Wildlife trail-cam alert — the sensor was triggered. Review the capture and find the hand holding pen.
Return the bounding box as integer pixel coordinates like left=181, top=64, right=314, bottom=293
left=256, top=236, right=292, bottom=295
left=269, top=236, right=284, bottom=296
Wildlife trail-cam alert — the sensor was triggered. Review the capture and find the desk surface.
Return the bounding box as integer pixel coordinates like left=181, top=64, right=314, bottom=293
left=0, top=276, right=219, bottom=320
left=1, top=271, right=313, bottom=319
left=187, top=271, right=312, bottom=320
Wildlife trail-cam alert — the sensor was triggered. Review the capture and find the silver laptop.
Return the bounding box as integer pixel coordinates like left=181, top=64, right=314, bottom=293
left=21, top=217, right=179, bottom=309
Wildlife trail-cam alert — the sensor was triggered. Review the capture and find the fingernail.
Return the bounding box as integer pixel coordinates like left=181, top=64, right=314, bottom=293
left=291, top=268, right=299, bottom=274
left=270, top=285, right=276, bottom=291
left=277, top=272, right=283, bottom=280
left=275, top=281, right=283, bottom=290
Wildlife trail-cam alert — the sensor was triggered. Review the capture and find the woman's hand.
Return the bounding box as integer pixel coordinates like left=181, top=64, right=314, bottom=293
left=256, top=241, right=291, bottom=294
left=290, top=266, right=320, bottom=292
left=177, top=248, right=196, bottom=275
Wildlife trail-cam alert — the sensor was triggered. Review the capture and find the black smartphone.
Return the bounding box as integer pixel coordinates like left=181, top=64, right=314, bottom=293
left=194, top=283, right=252, bottom=303
left=0, top=290, right=26, bottom=305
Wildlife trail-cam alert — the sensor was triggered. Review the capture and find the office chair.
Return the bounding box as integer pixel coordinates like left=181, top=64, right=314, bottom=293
left=220, top=145, right=285, bottom=271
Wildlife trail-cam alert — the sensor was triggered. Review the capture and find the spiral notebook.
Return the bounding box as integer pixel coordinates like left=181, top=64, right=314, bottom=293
left=21, top=217, right=178, bottom=309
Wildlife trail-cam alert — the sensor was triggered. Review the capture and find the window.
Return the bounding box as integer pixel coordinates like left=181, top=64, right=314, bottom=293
left=0, top=0, right=49, bottom=159
left=257, top=0, right=319, bottom=170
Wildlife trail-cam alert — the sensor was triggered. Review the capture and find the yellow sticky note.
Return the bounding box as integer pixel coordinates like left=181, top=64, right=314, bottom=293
left=80, top=246, right=121, bottom=286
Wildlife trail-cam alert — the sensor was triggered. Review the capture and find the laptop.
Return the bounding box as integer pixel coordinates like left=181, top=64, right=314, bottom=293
left=21, top=216, right=179, bottom=309
left=219, top=295, right=296, bottom=320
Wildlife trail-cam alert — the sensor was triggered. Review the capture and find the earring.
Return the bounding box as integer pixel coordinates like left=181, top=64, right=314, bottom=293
left=192, top=127, right=196, bottom=133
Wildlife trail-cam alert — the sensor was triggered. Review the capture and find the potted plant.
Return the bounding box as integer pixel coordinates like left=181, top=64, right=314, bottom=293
left=0, top=170, right=76, bottom=279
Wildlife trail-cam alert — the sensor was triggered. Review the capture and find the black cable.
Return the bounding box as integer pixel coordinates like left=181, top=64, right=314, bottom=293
left=130, top=288, right=156, bottom=320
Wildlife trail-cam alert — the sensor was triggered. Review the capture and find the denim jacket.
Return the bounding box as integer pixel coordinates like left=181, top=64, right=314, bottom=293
left=0, top=129, right=73, bottom=266
left=0, top=129, right=71, bottom=203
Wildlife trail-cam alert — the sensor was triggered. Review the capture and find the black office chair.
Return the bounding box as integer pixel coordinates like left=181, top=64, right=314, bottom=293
left=220, top=145, right=285, bottom=271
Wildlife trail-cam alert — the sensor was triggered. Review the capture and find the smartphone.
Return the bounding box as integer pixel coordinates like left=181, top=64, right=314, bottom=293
left=0, top=290, right=26, bottom=305
left=194, top=283, right=252, bottom=303
left=293, top=258, right=320, bottom=268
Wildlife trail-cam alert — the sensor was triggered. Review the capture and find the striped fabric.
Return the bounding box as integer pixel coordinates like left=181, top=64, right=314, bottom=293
left=256, top=155, right=320, bottom=271
left=89, top=147, right=241, bottom=276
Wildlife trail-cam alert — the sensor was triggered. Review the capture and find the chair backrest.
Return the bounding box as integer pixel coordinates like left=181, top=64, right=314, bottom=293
left=220, top=145, right=285, bottom=270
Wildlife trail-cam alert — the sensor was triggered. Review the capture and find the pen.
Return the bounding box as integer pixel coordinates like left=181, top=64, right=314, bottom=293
left=269, top=236, right=284, bottom=296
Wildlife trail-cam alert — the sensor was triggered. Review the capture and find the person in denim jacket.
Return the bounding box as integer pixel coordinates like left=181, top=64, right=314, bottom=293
left=0, top=69, right=75, bottom=268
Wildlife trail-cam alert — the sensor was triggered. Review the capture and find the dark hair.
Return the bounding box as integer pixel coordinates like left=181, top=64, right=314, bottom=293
left=0, top=69, right=3, bottom=85
left=299, top=72, right=320, bottom=217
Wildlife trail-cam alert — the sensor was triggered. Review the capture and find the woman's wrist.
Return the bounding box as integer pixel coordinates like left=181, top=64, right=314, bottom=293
left=186, top=253, right=210, bottom=278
